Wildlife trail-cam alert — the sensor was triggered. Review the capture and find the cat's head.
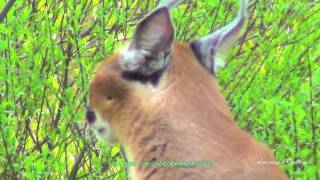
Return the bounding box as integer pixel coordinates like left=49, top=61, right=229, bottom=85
left=86, top=0, right=248, bottom=144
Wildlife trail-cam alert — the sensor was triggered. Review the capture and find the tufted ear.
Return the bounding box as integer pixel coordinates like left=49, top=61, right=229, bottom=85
left=191, top=0, right=248, bottom=75
left=121, top=7, right=174, bottom=76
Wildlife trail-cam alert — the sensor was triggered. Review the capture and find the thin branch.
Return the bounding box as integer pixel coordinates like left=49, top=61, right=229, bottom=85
left=0, top=125, right=17, bottom=178
left=308, top=55, right=319, bottom=179
left=0, top=0, right=16, bottom=22
left=69, top=147, right=86, bottom=180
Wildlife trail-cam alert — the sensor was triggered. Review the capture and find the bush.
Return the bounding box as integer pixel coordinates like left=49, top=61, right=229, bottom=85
left=0, top=0, right=319, bottom=179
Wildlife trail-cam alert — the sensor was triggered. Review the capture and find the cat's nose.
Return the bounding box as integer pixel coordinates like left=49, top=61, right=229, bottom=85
left=86, top=107, right=96, bottom=124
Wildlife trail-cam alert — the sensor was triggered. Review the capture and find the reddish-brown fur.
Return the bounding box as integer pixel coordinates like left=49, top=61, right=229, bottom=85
left=89, top=44, right=287, bottom=179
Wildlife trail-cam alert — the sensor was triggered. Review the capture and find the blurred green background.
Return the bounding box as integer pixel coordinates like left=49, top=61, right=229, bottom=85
left=0, top=0, right=319, bottom=179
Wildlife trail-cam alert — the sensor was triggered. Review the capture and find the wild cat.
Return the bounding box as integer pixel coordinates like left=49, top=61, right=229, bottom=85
left=86, top=0, right=287, bottom=179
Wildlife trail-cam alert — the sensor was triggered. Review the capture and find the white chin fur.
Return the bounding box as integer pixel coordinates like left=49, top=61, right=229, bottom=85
left=91, top=113, right=119, bottom=144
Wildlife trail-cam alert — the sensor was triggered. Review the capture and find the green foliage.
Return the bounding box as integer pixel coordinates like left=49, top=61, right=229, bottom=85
left=0, top=0, right=319, bottom=179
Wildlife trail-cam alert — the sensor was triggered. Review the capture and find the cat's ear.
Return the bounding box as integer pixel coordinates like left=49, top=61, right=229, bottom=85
left=121, top=7, right=174, bottom=76
left=191, top=0, right=248, bottom=75
left=132, top=7, right=174, bottom=57
left=157, top=0, right=179, bottom=9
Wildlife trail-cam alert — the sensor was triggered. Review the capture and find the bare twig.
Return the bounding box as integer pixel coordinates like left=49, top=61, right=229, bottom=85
left=308, top=55, right=319, bottom=179
left=0, top=0, right=16, bottom=22
left=69, top=147, right=86, bottom=180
